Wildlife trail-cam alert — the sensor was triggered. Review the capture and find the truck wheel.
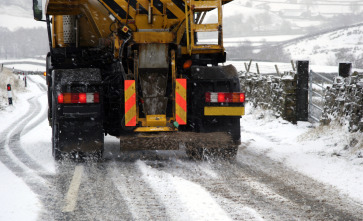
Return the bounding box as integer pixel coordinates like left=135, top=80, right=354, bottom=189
left=52, top=123, right=62, bottom=160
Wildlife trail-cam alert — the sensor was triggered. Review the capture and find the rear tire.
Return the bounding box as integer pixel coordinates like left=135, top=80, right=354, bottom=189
left=52, top=123, right=62, bottom=161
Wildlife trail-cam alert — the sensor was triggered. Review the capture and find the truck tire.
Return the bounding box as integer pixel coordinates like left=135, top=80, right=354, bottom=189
left=46, top=52, right=53, bottom=125
left=52, top=122, right=62, bottom=160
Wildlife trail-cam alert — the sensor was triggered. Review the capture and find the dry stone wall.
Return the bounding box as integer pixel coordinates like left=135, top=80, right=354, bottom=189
left=239, top=71, right=298, bottom=124
left=322, top=72, right=363, bottom=132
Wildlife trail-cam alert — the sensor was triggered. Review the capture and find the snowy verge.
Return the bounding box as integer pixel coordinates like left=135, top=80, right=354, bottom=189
left=240, top=103, right=363, bottom=204
left=0, top=162, right=41, bottom=221
left=0, top=68, right=28, bottom=110
left=0, top=74, right=46, bottom=220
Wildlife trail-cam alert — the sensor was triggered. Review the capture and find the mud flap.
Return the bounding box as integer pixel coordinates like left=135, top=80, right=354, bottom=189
left=58, top=120, right=104, bottom=154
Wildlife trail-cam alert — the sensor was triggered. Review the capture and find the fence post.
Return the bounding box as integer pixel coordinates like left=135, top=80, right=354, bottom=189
left=274, top=64, right=280, bottom=76
left=247, top=60, right=252, bottom=72
left=309, top=70, right=313, bottom=122
left=7, top=84, right=13, bottom=105
left=296, top=60, right=309, bottom=121
left=339, top=63, right=352, bottom=78
left=256, top=63, right=260, bottom=75
left=291, top=60, right=296, bottom=71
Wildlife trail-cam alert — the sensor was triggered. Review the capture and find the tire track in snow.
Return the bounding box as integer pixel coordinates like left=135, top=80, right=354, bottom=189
left=108, top=160, right=169, bottom=220
left=235, top=148, right=363, bottom=220
left=137, top=160, right=233, bottom=221
left=141, top=156, right=362, bottom=220
left=4, top=77, right=50, bottom=176
left=150, top=159, right=290, bottom=220
left=0, top=76, right=60, bottom=220
left=169, top=156, right=362, bottom=220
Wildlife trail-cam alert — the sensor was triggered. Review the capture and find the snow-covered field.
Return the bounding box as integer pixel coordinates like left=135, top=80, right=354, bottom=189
left=284, top=25, right=363, bottom=66
left=0, top=14, right=46, bottom=31
left=1, top=64, right=363, bottom=219
left=0, top=59, right=46, bottom=72
left=0, top=2, right=46, bottom=31
left=200, top=35, right=303, bottom=47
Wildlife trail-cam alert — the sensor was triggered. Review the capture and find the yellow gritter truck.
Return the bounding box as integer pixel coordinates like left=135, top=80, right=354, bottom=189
left=33, top=0, right=245, bottom=160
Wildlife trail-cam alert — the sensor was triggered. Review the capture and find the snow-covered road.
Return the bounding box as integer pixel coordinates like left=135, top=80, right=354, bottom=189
left=1, top=74, right=363, bottom=220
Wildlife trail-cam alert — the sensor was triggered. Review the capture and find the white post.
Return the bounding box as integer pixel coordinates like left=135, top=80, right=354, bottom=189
left=7, top=84, right=13, bottom=105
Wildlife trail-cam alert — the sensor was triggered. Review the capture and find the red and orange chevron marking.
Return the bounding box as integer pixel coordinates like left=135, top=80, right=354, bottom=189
left=175, top=78, right=187, bottom=125
left=124, top=80, right=136, bottom=126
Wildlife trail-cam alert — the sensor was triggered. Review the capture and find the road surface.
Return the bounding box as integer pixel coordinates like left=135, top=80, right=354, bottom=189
left=1, top=75, right=362, bottom=220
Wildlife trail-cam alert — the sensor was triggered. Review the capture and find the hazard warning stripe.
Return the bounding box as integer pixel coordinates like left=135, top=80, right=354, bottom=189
left=162, top=0, right=184, bottom=19
left=138, top=0, right=162, bottom=15
left=175, top=78, right=187, bottom=125
left=175, top=92, right=186, bottom=112
left=124, top=80, right=136, bottom=126
left=101, top=0, right=182, bottom=20
left=172, top=0, right=188, bottom=14
left=153, top=0, right=164, bottom=14
left=102, top=0, right=133, bottom=19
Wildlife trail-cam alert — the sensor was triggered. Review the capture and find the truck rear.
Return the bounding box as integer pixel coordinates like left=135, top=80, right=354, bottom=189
left=33, top=0, right=245, bottom=160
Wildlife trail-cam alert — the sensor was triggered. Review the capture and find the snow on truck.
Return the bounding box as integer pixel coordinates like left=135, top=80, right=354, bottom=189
left=33, top=0, right=245, bottom=160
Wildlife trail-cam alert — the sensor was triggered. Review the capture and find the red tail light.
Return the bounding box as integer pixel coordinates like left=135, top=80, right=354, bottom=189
left=205, top=92, right=211, bottom=102
left=240, top=93, right=245, bottom=103
left=225, top=93, right=233, bottom=102
left=57, top=92, right=100, bottom=104
left=57, top=94, right=64, bottom=103
left=218, top=93, right=225, bottom=103
left=79, top=93, right=87, bottom=103
left=94, top=93, right=99, bottom=103
left=205, top=92, right=245, bottom=103
left=71, top=93, right=79, bottom=103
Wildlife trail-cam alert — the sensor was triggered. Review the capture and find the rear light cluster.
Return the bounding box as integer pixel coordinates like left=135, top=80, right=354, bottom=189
left=205, top=92, right=245, bottom=103
left=57, top=93, right=100, bottom=104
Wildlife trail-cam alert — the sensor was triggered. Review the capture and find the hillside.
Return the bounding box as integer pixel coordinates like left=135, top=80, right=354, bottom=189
left=0, top=1, right=47, bottom=59
left=224, top=0, right=363, bottom=36
left=284, top=24, right=363, bottom=67
left=0, top=1, right=45, bottom=31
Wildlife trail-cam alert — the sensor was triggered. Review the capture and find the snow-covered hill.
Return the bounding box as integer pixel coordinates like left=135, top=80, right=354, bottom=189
left=225, top=0, right=363, bottom=36
left=284, top=24, right=363, bottom=66
left=0, top=2, right=46, bottom=31
left=0, top=2, right=48, bottom=59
